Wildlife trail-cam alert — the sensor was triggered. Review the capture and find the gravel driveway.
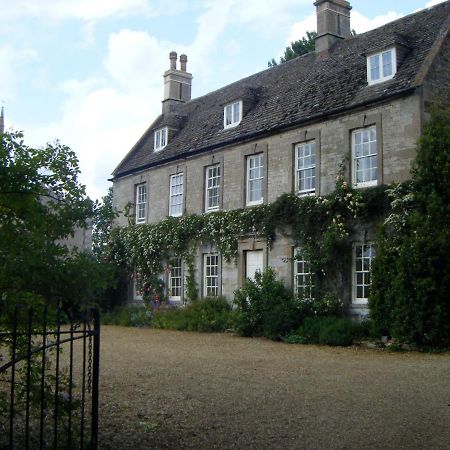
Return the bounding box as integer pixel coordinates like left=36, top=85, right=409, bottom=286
left=98, top=326, right=450, bottom=449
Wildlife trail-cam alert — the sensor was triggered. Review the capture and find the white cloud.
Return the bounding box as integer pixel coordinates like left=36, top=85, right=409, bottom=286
left=0, top=0, right=167, bottom=22
left=286, top=12, right=316, bottom=46
left=351, top=10, right=404, bottom=34
left=25, top=80, right=157, bottom=200
left=0, top=45, right=38, bottom=102
left=425, top=0, right=446, bottom=7
left=104, top=30, right=174, bottom=92
left=286, top=9, right=404, bottom=51
left=21, top=29, right=173, bottom=200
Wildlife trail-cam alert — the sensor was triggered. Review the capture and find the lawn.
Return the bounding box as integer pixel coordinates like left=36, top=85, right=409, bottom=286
left=97, top=326, right=450, bottom=449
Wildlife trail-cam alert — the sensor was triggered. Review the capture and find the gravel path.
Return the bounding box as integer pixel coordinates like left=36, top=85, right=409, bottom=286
left=98, top=326, right=450, bottom=449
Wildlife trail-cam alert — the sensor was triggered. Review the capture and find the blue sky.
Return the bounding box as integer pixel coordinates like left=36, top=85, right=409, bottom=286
left=0, top=0, right=445, bottom=200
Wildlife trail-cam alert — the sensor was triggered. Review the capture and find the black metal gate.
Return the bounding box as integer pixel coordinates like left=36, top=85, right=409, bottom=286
left=0, top=307, right=100, bottom=449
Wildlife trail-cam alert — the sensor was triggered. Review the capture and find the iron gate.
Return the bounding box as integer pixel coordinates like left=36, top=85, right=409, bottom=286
left=0, top=307, right=100, bottom=449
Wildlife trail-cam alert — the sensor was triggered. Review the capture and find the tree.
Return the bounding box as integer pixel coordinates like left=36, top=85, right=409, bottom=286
left=92, top=187, right=117, bottom=258
left=370, top=108, right=450, bottom=347
left=92, top=187, right=128, bottom=310
left=268, top=31, right=317, bottom=67
left=0, top=130, right=105, bottom=435
left=0, top=130, right=101, bottom=308
left=268, top=29, right=357, bottom=67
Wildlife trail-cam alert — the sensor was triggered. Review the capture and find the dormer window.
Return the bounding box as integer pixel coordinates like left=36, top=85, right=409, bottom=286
left=154, top=127, right=168, bottom=151
left=367, top=48, right=396, bottom=85
left=224, top=100, right=242, bottom=129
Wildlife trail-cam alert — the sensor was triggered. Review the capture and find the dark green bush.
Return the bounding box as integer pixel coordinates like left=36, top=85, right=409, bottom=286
left=152, top=297, right=234, bottom=332
left=286, top=316, right=367, bottom=346
left=370, top=108, right=450, bottom=347
left=297, top=293, right=344, bottom=317
left=233, top=268, right=301, bottom=339
left=101, top=305, right=151, bottom=327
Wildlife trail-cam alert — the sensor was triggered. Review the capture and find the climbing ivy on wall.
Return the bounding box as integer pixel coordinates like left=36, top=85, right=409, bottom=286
left=106, top=163, right=390, bottom=304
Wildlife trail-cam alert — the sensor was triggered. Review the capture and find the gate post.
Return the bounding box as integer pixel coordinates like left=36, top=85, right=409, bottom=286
left=90, top=308, right=100, bottom=449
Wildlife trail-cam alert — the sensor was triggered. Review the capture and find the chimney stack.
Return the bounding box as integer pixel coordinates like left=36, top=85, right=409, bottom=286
left=169, top=51, right=177, bottom=70
left=162, top=51, right=193, bottom=114
left=179, top=54, right=187, bottom=72
left=314, top=0, right=352, bottom=54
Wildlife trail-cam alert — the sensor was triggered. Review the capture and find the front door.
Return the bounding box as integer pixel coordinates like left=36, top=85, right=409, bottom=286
left=245, top=250, right=263, bottom=281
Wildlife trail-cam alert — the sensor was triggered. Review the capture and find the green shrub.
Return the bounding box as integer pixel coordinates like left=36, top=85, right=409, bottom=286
left=152, top=297, right=233, bottom=332
left=286, top=316, right=367, bottom=346
left=101, top=305, right=151, bottom=327
left=370, top=108, right=450, bottom=347
left=233, top=268, right=301, bottom=339
left=297, top=293, right=344, bottom=317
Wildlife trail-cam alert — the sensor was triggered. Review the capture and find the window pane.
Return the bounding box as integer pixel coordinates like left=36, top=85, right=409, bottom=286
left=370, top=55, right=380, bottom=80
left=354, top=243, right=375, bottom=303
left=170, top=174, right=183, bottom=216
left=294, top=248, right=314, bottom=299
left=233, top=102, right=240, bottom=122
left=247, top=154, right=264, bottom=204
left=136, top=183, right=147, bottom=223
left=225, top=102, right=241, bottom=127
left=204, top=254, right=219, bottom=297
left=382, top=51, right=393, bottom=77
left=169, top=258, right=182, bottom=299
left=296, top=141, right=316, bottom=195
left=225, top=105, right=232, bottom=125
left=206, top=165, right=221, bottom=211
left=353, top=126, right=377, bottom=186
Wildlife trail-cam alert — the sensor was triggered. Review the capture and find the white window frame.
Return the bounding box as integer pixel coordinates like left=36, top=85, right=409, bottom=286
left=223, top=100, right=242, bottom=129
left=367, top=48, right=396, bottom=85
left=135, top=183, right=147, bottom=224
left=353, top=243, right=375, bottom=305
left=246, top=153, right=264, bottom=206
left=352, top=125, right=378, bottom=188
left=203, top=253, right=219, bottom=297
left=154, top=127, right=168, bottom=151
left=169, top=173, right=184, bottom=217
left=293, top=248, right=314, bottom=300
left=295, top=140, right=316, bottom=196
left=168, top=258, right=183, bottom=302
left=205, top=164, right=221, bottom=212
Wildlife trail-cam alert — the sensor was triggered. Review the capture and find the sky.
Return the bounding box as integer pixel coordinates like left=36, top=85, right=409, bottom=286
left=0, top=0, right=446, bottom=201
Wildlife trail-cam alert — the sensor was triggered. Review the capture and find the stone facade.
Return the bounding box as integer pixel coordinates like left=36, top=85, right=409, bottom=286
left=112, top=94, right=423, bottom=314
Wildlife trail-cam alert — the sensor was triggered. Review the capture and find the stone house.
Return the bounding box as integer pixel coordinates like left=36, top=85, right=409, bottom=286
left=111, top=0, right=450, bottom=316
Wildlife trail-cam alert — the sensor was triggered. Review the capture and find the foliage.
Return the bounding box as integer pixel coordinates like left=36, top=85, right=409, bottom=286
left=0, top=130, right=98, bottom=307
left=285, top=316, right=367, bottom=346
left=370, top=108, right=450, bottom=347
left=152, top=298, right=234, bottom=332
left=268, top=31, right=317, bottom=67
left=297, top=293, right=344, bottom=318
left=92, top=187, right=118, bottom=258
left=233, top=268, right=301, bottom=339
left=184, top=253, right=199, bottom=302
left=0, top=130, right=109, bottom=436
left=101, top=304, right=152, bottom=327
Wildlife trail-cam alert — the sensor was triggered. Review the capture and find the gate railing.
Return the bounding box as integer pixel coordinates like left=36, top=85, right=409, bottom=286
left=0, top=307, right=100, bottom=449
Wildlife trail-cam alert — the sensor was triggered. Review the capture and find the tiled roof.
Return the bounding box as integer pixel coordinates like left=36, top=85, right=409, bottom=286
left=113, top=1, right=450, bottom=178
